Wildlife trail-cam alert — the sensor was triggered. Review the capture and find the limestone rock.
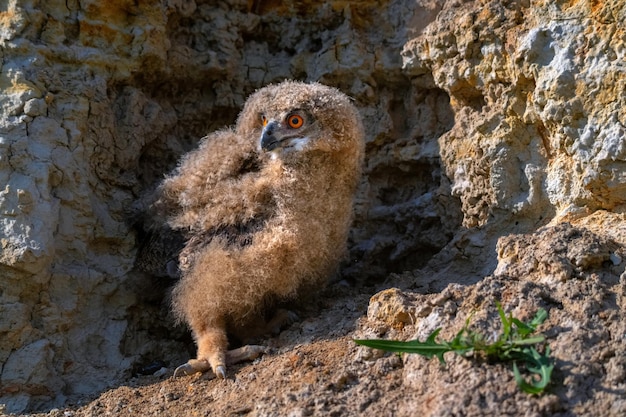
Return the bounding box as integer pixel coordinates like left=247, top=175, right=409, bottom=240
left=361, top=221, right=626, bottom=416
left=367, top=288, right=419, bottom=327
left=495, top=222, right=622, bottom=282
left=403, top=0, right=626, bottom=228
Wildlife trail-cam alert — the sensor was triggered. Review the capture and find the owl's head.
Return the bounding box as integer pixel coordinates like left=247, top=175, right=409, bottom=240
left=236, top=81, right=364, bottom=159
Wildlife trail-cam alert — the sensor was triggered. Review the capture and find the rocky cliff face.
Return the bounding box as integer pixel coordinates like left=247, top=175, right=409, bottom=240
left=0, top=0, right=624, bottom=414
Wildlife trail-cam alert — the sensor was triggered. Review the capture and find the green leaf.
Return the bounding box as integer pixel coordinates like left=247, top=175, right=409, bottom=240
left=509, top=335, right=546, bottom=346
left=511, top=318, right=535, bottom=337
left=528, top=308, right=548, bottom=328
left=496, top=301, right=512, bottom=340
left=448, top=327, right=475, bottom=355
left=512, top=347, right=553, bottom=394
left=354, top=328, right=452, bottom=364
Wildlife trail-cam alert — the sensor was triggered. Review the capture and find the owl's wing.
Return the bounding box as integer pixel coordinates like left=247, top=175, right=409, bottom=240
left=151, top=128, right=268, bottom=230
left=134, top=225, right=186, bottom=278
left=136, top=128, right=272, bottom=277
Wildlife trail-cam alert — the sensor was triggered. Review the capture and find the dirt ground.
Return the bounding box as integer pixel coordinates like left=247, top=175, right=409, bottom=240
left=22, top=282, right=413, bottom=417
left=13, top=222, right=626, bottom=417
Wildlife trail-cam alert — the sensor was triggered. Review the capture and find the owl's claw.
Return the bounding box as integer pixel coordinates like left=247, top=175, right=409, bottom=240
left=215, top=365, right=226, bottom=379
left=172, top=362, right=225, bottom=379
left=172, top=361, right=225, bottom=379
left=172, top=358, right=211, bottom=378
left=172, top=345, right=267, bottom=379
left=172, top=363, right=196, bottom=378
left=172, top=362, right=226, bottom=379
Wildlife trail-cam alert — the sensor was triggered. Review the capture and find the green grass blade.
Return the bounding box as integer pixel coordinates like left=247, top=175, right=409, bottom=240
left=528, top=308, right=548, bottom=328
left=513, top=362, right=550, bottom=394
left=496, top=301, right=512, bottom=340
left=448, top=327, right=476, bottom=355
left=511, top=318, right=535, bottom=337
left=509, top=335, right=546, bottom=346
left=354, top=329, right=452, bottom=364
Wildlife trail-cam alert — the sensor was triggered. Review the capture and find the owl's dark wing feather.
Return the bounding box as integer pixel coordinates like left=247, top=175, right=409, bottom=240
left=134, top=226, right=186, bottom=278
left=177, top=216, right=267, bottom=273
left=135, top=129, right=270, bottom=278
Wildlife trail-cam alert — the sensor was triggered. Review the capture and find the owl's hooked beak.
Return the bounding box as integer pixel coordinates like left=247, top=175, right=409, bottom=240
left=260, top=120, right=310, bottom=153
left=260, top=121, right=281, bottom=152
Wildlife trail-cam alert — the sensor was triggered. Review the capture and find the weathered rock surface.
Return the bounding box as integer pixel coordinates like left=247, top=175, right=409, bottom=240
left=0, top=0, right=625, bottom=414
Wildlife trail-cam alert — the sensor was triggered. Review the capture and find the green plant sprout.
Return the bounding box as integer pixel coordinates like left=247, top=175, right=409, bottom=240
left=355, top=302, right=554, bottom=394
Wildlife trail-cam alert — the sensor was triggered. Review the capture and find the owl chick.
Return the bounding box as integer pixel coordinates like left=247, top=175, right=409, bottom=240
left=148, top=81, right=364, bottom=378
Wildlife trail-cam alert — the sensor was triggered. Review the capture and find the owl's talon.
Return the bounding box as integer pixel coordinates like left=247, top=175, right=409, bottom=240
left=215, top=365, right=227, bottom=379
left=172, top=363, right=195, bottom=378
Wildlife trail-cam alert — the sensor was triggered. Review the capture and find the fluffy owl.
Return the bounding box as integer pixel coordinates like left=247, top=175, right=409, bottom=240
left=146, top=81, right=364, bottom=378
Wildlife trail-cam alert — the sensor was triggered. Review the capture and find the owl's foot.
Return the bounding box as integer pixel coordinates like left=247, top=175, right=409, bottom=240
left=173, top=358, right=216, bottom=378
left=173, top=327, right=229, bottom=379
left=172, top=345, right=267, bottom=379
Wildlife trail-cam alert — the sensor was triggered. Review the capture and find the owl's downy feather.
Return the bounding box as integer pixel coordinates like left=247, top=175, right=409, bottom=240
left=139, top=81, right=364, bottom=377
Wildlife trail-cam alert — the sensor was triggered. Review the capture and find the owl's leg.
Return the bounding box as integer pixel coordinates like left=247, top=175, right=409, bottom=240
left=173, top=325, right=228, bottom=378
left=172, top=310, right=293, bottom=378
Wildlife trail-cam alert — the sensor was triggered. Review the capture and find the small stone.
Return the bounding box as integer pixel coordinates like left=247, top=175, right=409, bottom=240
left=23, top=98, right=47, bottom=117
left=367, top=288, right=417, bottom=326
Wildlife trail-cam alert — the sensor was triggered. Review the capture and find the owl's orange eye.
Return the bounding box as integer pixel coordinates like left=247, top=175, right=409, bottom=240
left=287, top=114, right=304, bottom=129
left=261, top=115, right=268, bottom=126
